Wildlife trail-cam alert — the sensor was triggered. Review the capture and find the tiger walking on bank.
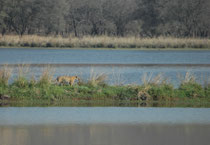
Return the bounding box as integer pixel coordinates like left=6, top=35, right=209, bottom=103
left=56, top=76, right=79, bottom=86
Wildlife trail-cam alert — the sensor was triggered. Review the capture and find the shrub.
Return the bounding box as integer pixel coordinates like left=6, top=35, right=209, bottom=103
left=13, top=77, right=29, bottom=88
left=30, top=42, right=38, bottom=47
left=49, top=85, right=66, bottom=100
left=102, top=86, right=118, bottom=99
left=113, top=86, right=138, bottom=101
left=0, top=41, right=7, bottom=46
left=204, top=85, right=210, bottom=98
left=46, top=42, right=53, bottom=47
left=0, top=86, right=9, bottom=96
left=147, top=84, right=174, bottom=101
left=178, top=82, right=205, bottom=98
left=22, top=42, right=30, bottom=47
left=13, top=64, right=30, bottom=88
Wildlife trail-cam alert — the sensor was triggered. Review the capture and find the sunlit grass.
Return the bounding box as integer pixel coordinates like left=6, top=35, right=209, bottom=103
left=0, top=64, right=12, bottom=86
left=38, top=66, right=54, bottom=86
left=0, top=35, right=209, bottom=49
left=0, top=65, right=209, bottom=104
left=87, top=68, right=108, bottom=87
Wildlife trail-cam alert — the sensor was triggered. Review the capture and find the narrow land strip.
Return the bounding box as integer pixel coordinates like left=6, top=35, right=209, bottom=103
left=1, top=35, right=210, bottom=49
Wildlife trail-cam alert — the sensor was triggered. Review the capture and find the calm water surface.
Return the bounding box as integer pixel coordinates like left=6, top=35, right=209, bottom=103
left=1, top=49, right=210, bottom=145
left=0, top=48, right=210, bottom=64
left=0, top=48, right=210, bottom=85
left=0, top=107, right=210, bottom=145
left=1, top=107, right=210, bottom=125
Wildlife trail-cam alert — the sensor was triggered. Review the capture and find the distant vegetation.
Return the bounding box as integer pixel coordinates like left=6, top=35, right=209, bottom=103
left=0, top=35, right=210, bottom=49
left=0, top=0, right=210, bottom=38
left=1, top=65, right=210, bottom=105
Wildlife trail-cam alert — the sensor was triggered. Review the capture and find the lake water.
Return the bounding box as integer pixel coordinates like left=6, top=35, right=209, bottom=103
left=1, top=48, right=210, bottom=64
left=0, top=48, right=210, bottom=85
left=1, top=49, right=210, bottom=145
left=0, top=107, right=210, bottom=145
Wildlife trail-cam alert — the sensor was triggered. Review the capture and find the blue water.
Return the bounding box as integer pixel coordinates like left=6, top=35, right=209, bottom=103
left=0, top=48, right=210, bottom=64
left=1, top=107, right=210, bottom=125
left=1, top=48, right=210, bottom=85
left=1, top=49, right=210, bottom=145
left=1, top=107, right=210, bottom=145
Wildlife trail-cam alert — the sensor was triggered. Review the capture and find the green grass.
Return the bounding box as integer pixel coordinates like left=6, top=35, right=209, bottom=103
left=0, top=76, right=210, bottom=105
left=0, top=66, right=210, bottom=107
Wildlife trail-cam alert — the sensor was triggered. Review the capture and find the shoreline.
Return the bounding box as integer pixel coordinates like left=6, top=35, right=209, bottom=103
left=1, top=46, right=210, bottom=50
left=0, top=64, right=210, bottom=107
left=1, top=99, right=210, bottom=107
left=1, top=74, right=210, bottom=107
left=1, top=63, right=210, bottom=67
left=0, top=35, right=210, bottom=49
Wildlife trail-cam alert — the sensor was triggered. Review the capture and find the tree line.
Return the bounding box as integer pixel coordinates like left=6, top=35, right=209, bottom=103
left=0, top=0, right=209, bottom=37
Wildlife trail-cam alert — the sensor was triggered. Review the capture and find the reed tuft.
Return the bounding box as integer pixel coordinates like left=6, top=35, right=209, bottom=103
left=0, top=64, right=12, bottom=86
left=141, top=72, right=166, bottom=85
left=177, top=71, right=196, bottom=84
left=88, top=69, right=108, bottom=87
left=38, top=66, right=54, bottom=86
left=13, top=64, right=30, bottom=87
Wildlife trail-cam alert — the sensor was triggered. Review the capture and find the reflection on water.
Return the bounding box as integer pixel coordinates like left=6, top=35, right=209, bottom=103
left=1, top=49, right=210, bottom=145
left=1, top=101, right=210, bottom=108
left=0, top=107, right=210, bottom=145
left=1, top=107, right=210, bottom=125
left=1, top=124, right=210, bottom=145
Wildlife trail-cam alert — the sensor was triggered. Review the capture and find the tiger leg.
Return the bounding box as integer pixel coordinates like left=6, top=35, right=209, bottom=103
left=70, top=80, right=75, bottom=86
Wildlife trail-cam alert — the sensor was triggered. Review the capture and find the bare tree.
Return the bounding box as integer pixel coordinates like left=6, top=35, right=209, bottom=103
left=160, top=0, right=210, bottom=37
left=0, top=0, right=7, bottom=35
left=0, top=0, right=209, bottom=37
left=3, top=0, right=41, bottom=36
left=135, top=0, right=162, bottom=37
left=102, top=0, right=136, bottom=36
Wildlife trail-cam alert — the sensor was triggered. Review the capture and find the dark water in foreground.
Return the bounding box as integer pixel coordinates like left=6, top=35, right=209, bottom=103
left=0, top=48, right=210, bottom=85
left=0, top=107, right=210, bottom=145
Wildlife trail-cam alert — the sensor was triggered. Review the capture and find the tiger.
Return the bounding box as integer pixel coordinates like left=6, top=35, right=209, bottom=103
left=56, top=76, right=79, bottom=86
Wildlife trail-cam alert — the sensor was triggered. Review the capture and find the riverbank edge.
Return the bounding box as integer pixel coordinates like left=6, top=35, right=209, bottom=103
left=1, top=99, right=210, bottom=107
left=0, top=65, right=210, bottom=107
left=1, top=81, right=210, bottom=107
left=1, top=47, right=210, bottom=50
left=0, top=35, right=210, bottom=49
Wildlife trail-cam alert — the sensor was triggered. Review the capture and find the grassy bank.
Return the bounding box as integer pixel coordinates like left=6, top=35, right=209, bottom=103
left=0, top=66, right=210, bottom=106
left=1, top=81, right=209, bottom=102
left=0, top=35, right=210, bottom=49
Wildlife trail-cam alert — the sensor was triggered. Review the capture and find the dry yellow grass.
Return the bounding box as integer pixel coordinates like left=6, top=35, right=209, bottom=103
left=141, top=72, right=169, bottom=85
left=0, top=35, right=209, bottom=48
left=39, top=66, right=54, bottom=85
left=0, top=64, right=12, bottom=86
left=88, top=68, right=108, bottom=86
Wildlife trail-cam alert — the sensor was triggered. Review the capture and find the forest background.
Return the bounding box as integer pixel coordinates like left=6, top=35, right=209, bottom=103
left=0, top=0, right=209, bottom=38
